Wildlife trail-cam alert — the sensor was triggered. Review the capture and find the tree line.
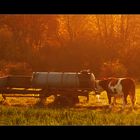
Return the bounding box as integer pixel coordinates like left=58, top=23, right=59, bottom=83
left=0, top=15, right=140, bottom=80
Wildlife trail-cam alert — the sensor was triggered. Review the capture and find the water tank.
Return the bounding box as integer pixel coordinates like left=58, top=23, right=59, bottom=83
left=31, top=71, right=95, bottom=89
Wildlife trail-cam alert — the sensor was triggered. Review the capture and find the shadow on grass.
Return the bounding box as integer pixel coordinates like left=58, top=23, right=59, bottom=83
left=75, top=105, right=109, bottom=110
left=0, top=98, right=138, bottom=114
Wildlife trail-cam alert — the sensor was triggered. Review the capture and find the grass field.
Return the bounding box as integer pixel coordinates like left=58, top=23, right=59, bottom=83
left=1, top=84, right=140, bottom=126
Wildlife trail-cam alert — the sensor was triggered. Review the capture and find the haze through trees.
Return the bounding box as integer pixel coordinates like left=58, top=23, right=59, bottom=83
left=0, top=15, right=140, bottom=80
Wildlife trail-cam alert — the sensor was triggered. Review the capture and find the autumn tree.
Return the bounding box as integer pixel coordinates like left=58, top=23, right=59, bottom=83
left=0, top=15, right=140, bottom=79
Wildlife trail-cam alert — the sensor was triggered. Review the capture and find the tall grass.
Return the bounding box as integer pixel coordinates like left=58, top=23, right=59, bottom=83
left=1, top=105, right=140, bottom=125
left=1, top=84, right=140, bottom=125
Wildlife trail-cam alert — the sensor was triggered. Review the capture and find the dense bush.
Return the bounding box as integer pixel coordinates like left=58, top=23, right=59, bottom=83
left=99, top=60, right=128, bottom=78
left=0, top=62, right=32, bottom=76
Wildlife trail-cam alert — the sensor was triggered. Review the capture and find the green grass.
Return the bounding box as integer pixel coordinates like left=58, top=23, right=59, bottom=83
left=1, top=105, right=140, bottom=126
left=1, top=84, right=140, bottom=126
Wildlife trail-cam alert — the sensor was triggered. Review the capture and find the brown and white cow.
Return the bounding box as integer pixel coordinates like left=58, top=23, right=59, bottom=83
left=95, top=77, right=136, bottom=109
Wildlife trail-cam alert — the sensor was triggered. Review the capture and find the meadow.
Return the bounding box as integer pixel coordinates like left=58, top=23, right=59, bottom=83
left=1, top=84, right=140, bottom=126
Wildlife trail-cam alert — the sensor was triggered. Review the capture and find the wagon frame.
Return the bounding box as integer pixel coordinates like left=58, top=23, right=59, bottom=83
left=0, top=70, right=95, bottom=106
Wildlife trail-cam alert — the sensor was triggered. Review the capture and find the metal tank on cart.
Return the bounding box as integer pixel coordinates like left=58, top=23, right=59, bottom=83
left=0, top=70, right=96, bottom=106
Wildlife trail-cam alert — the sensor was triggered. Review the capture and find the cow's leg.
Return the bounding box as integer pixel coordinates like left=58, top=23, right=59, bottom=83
left=129, top=93, right=136, bottom=110
left=107, top=94, right=111, bottom=104
left=107, top=94, right=112, bottom=108
left=112, top=97, right=116, bottom=106
left=122, top=94, right=127, bottom=110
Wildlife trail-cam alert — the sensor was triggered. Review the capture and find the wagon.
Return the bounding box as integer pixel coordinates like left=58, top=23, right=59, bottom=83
left=0, top=70, right=96, bottom=106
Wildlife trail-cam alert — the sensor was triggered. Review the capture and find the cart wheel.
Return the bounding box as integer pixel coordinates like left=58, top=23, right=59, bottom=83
left=0, top=94, right=10, bottom=106
left=35, top=95, right=47, bottom=107
left=2, top=94, right=6, bottom=101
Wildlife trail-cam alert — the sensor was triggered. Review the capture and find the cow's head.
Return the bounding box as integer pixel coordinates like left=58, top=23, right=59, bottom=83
left=94, top=80, right=105, bottom=95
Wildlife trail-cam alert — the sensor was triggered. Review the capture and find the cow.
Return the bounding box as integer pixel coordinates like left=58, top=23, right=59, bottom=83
left=95, top=77, right=136, bottom=109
